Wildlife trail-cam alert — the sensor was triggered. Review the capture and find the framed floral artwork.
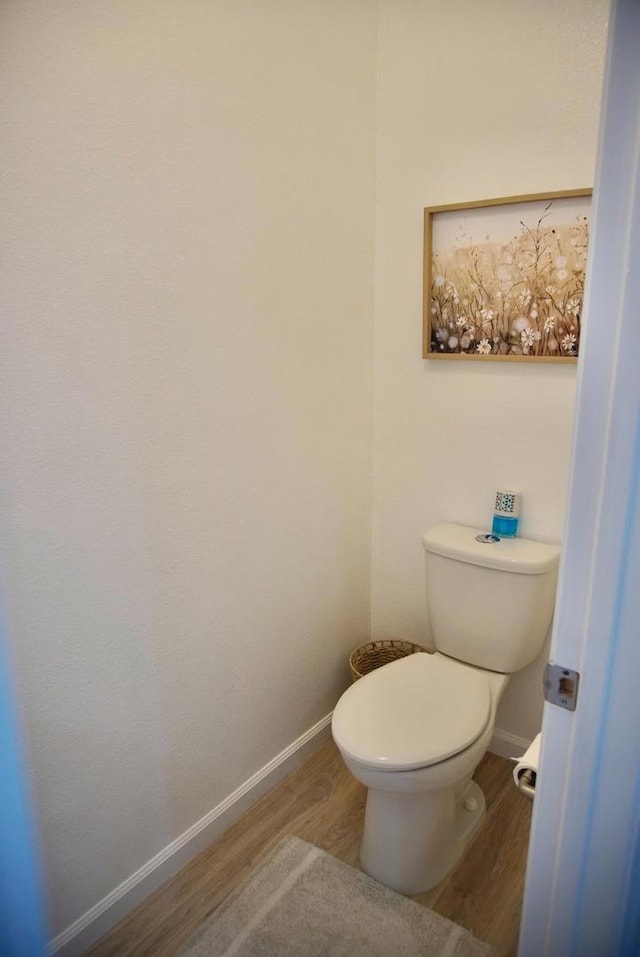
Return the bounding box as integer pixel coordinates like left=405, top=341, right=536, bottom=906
left=423, top=189, right=592, bottom=361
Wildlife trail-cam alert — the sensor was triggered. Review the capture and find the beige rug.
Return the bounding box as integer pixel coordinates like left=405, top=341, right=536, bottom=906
left=179, top=836, right=497, bottom=957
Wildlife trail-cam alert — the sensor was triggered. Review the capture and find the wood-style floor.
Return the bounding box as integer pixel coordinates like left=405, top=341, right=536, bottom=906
left=87, top=741, right=532, bottom=957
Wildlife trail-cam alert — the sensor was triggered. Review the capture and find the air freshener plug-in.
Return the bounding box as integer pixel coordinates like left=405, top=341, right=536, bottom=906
left=492, top=490, right=520, bottom=537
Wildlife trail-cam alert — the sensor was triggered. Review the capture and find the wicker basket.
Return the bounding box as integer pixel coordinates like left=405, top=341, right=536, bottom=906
left=349, top=639, right=427, bottom=682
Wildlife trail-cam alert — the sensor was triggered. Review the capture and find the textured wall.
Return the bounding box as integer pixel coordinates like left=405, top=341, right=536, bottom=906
left=0, top=0, right=612, bottom=940
left=0, top=1, right=377, bottom=935
left=372, top=0, right=610, bottom=741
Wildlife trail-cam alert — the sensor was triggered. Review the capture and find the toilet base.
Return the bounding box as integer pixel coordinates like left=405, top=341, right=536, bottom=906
left=359, top=779, right=486, bottom=895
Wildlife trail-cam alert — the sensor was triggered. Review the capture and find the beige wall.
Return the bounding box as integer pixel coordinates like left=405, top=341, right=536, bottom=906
left=372, top=0, right=610, bottom=742
left=0, top=0, right=377, bottom=935
left=0, top=0, right=611, bottom=943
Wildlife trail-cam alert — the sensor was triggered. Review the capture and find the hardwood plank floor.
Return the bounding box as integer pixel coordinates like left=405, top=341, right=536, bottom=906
left=87, top=741, right=532, bottom=957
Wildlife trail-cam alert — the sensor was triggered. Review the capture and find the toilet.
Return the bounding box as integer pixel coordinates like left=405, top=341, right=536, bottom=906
left=331, top=522, right=560, bottom=895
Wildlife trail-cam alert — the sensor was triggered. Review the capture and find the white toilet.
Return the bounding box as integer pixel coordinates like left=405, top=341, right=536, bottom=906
left=331, top=522, right=560, bottom=895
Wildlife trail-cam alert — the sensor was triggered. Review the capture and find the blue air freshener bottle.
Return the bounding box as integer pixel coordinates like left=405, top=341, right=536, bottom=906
left=492, top=490, right=520, bottom=538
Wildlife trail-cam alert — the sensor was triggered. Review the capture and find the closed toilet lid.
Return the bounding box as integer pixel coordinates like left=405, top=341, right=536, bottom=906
left=332, top=653, right=491, bottom=771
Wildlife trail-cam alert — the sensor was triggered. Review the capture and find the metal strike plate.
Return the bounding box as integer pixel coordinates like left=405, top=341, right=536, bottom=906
left=544, top=663, right=580, bottom=711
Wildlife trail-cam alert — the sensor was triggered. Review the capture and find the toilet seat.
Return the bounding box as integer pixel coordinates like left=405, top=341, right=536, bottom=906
left=332, top=652, right=491, bottom=772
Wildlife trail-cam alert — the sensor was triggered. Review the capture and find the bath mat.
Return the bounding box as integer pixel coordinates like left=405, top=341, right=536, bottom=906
left=178, top=835, right=497, bottom=957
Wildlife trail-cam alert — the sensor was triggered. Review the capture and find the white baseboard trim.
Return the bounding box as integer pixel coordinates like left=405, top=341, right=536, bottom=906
left=51, top=713, right=333, bottom=957
left=489, top=727, right=532, bottom=760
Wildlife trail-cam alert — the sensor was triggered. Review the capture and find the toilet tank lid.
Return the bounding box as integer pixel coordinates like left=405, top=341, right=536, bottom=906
left=422, top=523, right=560, bottom=574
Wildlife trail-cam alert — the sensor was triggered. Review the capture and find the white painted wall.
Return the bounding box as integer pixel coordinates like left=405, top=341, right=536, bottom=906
left=372, top=0, right=610, bottom=743
left=0, top=1, right=376, bottom=937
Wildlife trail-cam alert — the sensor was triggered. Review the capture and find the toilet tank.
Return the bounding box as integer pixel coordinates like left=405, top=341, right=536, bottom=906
left=422, top=524, right=560, bottom=673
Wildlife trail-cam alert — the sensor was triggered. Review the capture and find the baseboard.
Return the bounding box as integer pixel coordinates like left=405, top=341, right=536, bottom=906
left=489, top=727, right=532, bottom=760
left=51, top=713, right=333, bottom=957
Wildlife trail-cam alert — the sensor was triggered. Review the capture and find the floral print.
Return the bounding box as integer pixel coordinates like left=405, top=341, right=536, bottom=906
left=429, top=202, right=588, bottom=357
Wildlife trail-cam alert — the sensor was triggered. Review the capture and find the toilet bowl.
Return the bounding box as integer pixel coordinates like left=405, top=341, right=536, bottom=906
left=332, top=651, right=509, bottom=894
left=331, top=523, right=560, bottom=896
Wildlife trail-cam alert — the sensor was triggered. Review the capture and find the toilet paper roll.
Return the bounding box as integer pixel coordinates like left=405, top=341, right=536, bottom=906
left=513, top=733, right=541, bottom=791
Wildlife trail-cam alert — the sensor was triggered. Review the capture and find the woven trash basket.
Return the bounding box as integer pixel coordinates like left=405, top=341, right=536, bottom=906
left=349, top=639, right=427, bottom=682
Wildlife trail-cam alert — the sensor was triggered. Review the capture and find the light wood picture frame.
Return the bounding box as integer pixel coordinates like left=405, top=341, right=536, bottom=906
left=423, top=189, right=592, bottom=362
